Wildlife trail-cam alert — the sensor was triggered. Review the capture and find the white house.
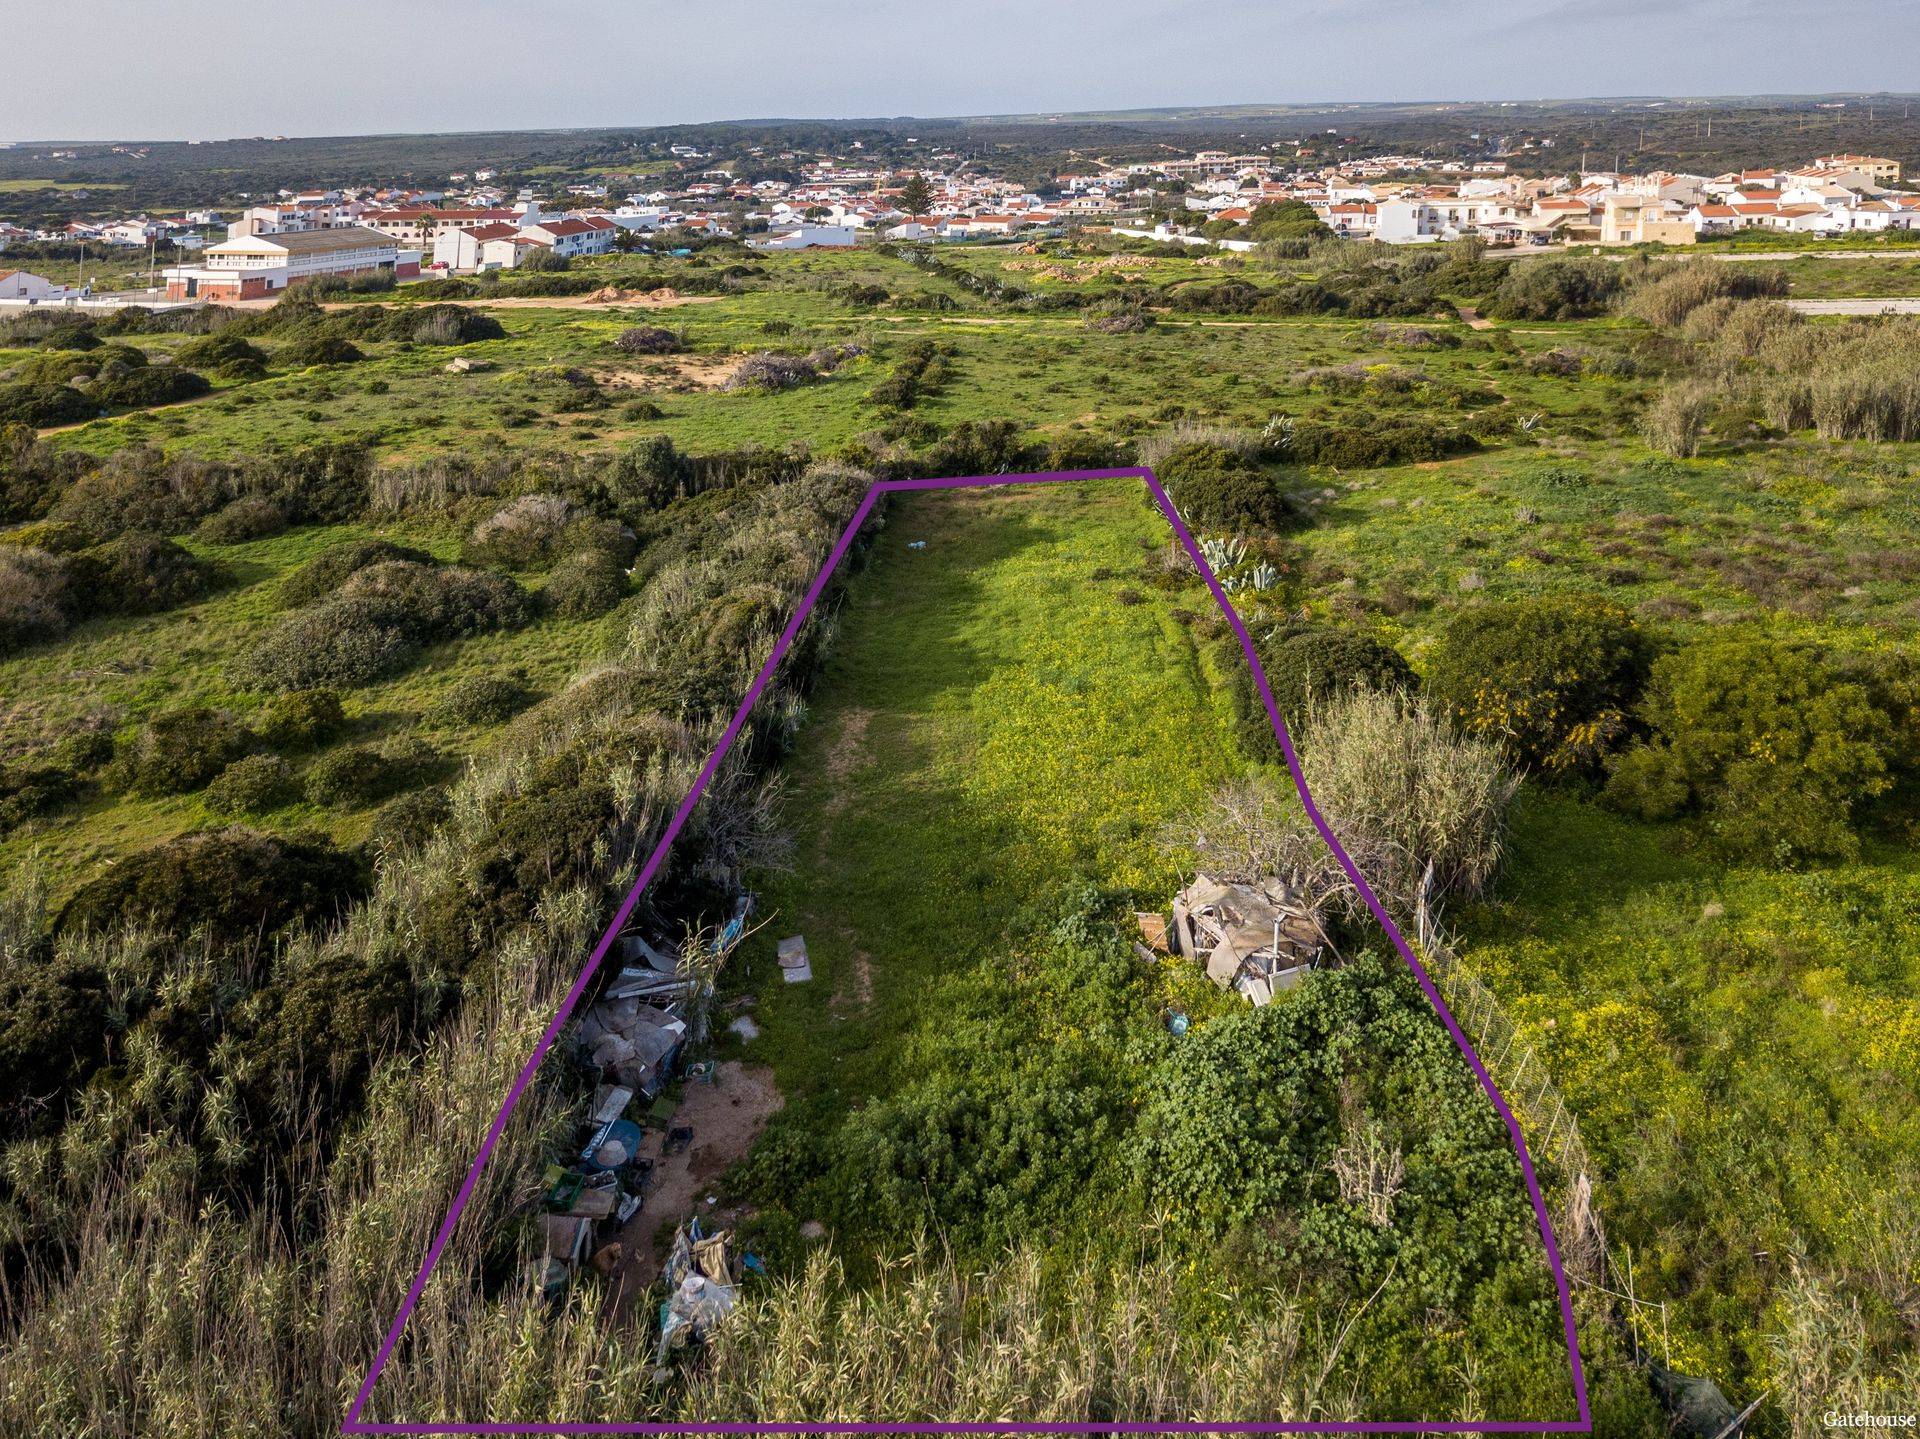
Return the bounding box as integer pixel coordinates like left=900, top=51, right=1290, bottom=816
left=747, top=224, right=859, bottom=250
left=163, top=226, right=413, bottom=300
left=520, top=216, right=618, bottom=259
left=0, top=269, right=67, bottom=302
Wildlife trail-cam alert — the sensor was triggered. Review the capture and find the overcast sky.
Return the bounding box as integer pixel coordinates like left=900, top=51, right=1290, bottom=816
left=5, top=0, right=1917, bottom=141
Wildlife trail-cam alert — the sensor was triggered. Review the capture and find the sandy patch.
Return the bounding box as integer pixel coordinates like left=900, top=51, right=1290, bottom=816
left=602, top=352, right=747, bottom=393
left=611, top=1061, right=784, bottom=1305
left=820, top=708, right=874, bottom=821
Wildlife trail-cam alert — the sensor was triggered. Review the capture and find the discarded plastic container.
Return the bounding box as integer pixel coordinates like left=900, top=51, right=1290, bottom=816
left=582, top=1118, right=642, bottom=1172
left=1166, top=1011, right=1190, bottom=1037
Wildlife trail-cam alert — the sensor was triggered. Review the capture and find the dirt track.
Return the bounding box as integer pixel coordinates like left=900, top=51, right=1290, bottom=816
left=609, top=1061, right=783, bottom=1307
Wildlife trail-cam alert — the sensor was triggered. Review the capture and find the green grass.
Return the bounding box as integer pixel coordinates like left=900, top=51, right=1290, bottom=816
left=732, top=480, right=1239, bottom=1105
left=1454, top=791, right=1920, bottom=1388
left=713, top=479, right=1581, bottom=1419
left=0, top=518, right=628, bottom=901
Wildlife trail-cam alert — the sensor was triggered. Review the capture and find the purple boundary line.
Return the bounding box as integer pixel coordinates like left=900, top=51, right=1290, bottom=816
left=342, top=466, right=1590, bottom=1435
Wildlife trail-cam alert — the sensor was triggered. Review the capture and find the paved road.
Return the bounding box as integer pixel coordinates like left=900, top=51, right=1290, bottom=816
left=1784, top=297, right=1920, bottom=315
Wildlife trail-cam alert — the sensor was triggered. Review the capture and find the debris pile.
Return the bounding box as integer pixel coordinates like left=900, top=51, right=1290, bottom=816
left=1168, top=873, right=1325, bottom=1006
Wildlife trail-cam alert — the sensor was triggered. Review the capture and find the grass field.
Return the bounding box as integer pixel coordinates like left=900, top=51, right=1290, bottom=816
left=715, top=481, right=1584, bottom=1421
left=6, top=234, right=1920, bottom=1429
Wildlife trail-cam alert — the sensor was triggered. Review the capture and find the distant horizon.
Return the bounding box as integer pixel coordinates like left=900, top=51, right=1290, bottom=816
left=5, top=0, right=1916, bottom=143
left=7, top=90, right=1920, bottom=150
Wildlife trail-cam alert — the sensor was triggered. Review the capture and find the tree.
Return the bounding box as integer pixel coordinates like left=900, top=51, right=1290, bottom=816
left=1605, top=637, right=1897, bottom=863
left=896, top=172, right=933, bottom=216
left=1428, top=597, right=1653, bottom=777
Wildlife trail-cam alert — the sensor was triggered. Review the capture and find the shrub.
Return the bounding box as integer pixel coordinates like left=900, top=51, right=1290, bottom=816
left=113, top=707, right=251, bottom=796
left=55, top=828, right=370, bottom=947
left=276, top=335, right=364, bottom=367
left=0, top=953, right=108, bottom=1135
left=1157, top=443, right=1299, bottom=533
left=724, top=352, right=816, bottom=392
left=337, top=560, right=529, bottom=638
left=304, top=746, right=413, bottom=808
left=92, top=367, right=211, bottom=410
left=244, top=562, right=527, bottom=691
left=277, top=538, right=437, bottom=608
left=0, top=762, right=79, bottom=835
left=1428, top=597, right=1654, bottom=777
left=1232, top=624, right=1415, bottom=759
left=545, top=547, right=629, bottom=618
left=374, top=786, right=453, bottom=849
left=393, top=305, right=504, bottom=345
left=604, top=433, right=693, bottom=511
left=174, top=333, right=269, bottom=371
left=0, top=382, right=97, bottom=428
left=1482, top=260, right=1622, bottom=322
left=1277, top=417, right=1476, bottom=468
left=427, top=675, right=531, bottom=727
left=255, top=688, right=345, bottom=750
left=0, top=546, right=73, bottom=654
left=70, top=533, right=225, bottom=616
left=1641, top=381, right=1716, bottom=458
left=238, top=597, right=415, bottom=690
left=204, top=754, right=295, bottom=817
left=613, top=326, right=681, bottom=355
left=466, top=492, right=573, bottom=569
left=1625, top=259, right=1787, bottom=329
left=1605, top=637, right=1897, bottom=863
left=196, top=494, right=288, bottom=544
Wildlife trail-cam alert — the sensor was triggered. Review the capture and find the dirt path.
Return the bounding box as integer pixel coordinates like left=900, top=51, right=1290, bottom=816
left=610, top=1061, right=783, bottom=1307
left=1456, top=306, right=1494, bottom=330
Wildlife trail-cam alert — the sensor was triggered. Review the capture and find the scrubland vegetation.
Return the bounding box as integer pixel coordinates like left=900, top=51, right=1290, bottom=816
left=3, top=232, right=1919, bottom=1433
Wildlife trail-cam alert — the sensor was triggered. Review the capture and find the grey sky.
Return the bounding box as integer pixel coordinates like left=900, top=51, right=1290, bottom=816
left=4, top=0, right=1916, bottom=141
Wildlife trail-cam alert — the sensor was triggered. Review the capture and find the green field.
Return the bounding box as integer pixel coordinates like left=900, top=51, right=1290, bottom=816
left=4, top=234, right=1919, bottom=1433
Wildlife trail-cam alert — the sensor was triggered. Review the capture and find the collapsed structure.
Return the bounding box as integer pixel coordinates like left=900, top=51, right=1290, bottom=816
left=1166, top=873, right=1326, bottom=1005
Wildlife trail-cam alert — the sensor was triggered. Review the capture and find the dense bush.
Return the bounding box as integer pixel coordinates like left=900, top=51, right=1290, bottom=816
left=0, top=545, right=72, bottom=654
left=196, top=494, right=288, bottom=544
left=1605, top=637, right=1897, bottom=863
left=427, top=675, right=531, bottom=727
left=604, top=433, right=694, bottom=511
left=0, top=382, right=97, bottom=428
left=304, top=746, right=415, bottom=808
left=1231, top=624, right=1415, bottom=759
left=243, top=562, right=528, bottom=690
left=1482, top=260, right=1622, bottom=322
left=112, top=706, right=251, bottom=796
left=69, top=533, right=225, bottom=616
left=374, top=785, right=453, bottom=849
left=1157, top=442, right=1299, bottom=533
left=0, top=952, right=108, bottom=1138
left=725, top=352, right=817, bottom=392
left=55, top=827, right=370, bottom=947
left=0, top=762, right=79, bottom=834
left=391, top=305, right=505, bottom=345
left=174, top=332, right=270, bottom=372
left=92, top=366, right=211, bottom=410
left=204, top=754, right=295, bottom=817
left=255, top=688, right=346, bottom=750
left=11, top=343, right=147, bottom=386
left=1428, top=597, right=1653, bottom=777
left=337, top=560, right=530, bottom=637
left=466, top=492, right=573, bottom=568
left=1275, top=416, right=1477, bottom=468
left=276, top=335, right=364, bottom=368
left=278, top=537, right=437, bottom=607
left=612, top=326, right=681, bottom=355
left=545, top=547, right=629, bottom=618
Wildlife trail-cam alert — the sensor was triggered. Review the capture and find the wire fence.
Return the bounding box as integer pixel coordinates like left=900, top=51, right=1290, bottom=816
left=1414, top=889, right=1674, bottom=1365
